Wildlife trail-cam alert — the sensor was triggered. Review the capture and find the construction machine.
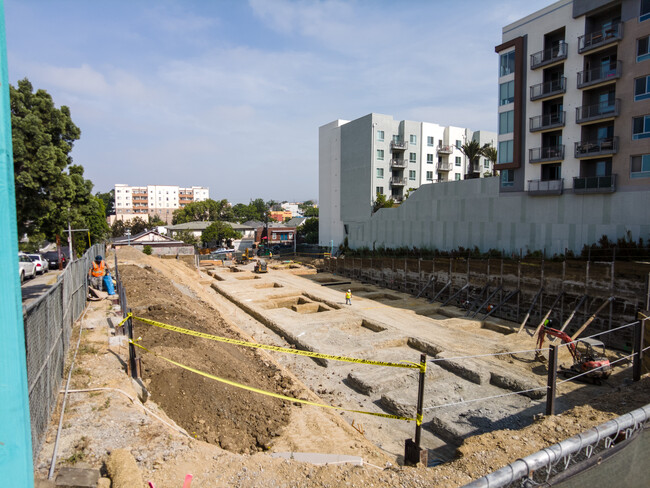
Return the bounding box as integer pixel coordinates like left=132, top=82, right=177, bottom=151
left=254, top=259, right=268, bottom=273
left=235, top=248, right=254, bottom=265
left=536, top=326, right=611, bottom=384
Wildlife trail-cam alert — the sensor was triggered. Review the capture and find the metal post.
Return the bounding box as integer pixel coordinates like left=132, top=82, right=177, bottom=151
left=126, top=308, right=139, bottom=379
left=633, top=313, right=646, bottom=382
left=546, top=345, right=558, bottom=415
left=405, top=354, right=427, bottom=466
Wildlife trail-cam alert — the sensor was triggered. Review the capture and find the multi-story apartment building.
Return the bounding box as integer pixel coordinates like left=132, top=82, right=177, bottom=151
left=319, top=113, right=496, bottom=247
left=113, top=184, right=210, bottom=224
left=495, top=0, right=650, bottom=194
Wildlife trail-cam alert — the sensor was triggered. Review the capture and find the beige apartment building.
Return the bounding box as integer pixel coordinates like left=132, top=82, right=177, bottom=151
left=112, top=184, right=210, bottom=224
left=495, top=0, right=650, bottom=194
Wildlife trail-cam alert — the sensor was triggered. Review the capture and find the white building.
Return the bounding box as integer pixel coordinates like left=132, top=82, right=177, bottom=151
left=319, top=113, right=496, bottom=247
left=113, top=184, right=210, bottom=224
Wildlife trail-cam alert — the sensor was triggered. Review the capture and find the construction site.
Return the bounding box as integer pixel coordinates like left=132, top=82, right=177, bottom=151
left=35, top=247, right=650, bottom=487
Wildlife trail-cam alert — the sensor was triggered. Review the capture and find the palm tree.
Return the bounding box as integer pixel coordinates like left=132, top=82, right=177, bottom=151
left=459, top=140, right=487, bottom=178
left=482, top=145, right=498, bottom=176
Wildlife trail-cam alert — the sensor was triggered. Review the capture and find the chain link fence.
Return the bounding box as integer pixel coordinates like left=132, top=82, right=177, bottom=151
left=23, top=243, right=104, bottom=458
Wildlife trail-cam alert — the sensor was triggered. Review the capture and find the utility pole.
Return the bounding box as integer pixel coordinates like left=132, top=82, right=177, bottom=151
left=67, top=208, right=73, bottom=262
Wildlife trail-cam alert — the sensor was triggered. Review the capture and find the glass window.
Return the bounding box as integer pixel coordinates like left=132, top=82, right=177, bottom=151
left=631, top=154, right=650, bottom=178
left=377, top=149, right=384, bottom=160
left=409, top=152, right=416, bottom=163
left=410, top=135, right=417, bottom=144
left=638, top=36, right=650, bottom=62
left=376, top=168, right=384, bottom=178
left=499, top=110, right=514, bottom=134
left=426, top=171, right=433, bottom=181
left=501, top=169, right=514, bottom=187
left=427, top=136, right=434, bottom=146
left=499, top=51, right=515, bottom=77
left=455, top=140, right=462, bottom=149
left=427, top=154, right=433, bottom=164
left=376, top=186, right=384, bottom=195
left=455, top=157, right=461, bottom=166
left=438, top=156, right=442, bottom=163
left=392, top=135, right=401, bottom=143
left=498, top=140, right=514, bottom=164
left=484, top=159, right=490, bottom=169
left=633, top=115, right=650, bottom=139
left=455, top=174, right=461, bottom=181
left=377, top=130, right=384, bottom=141
left=635, top=76, right=650, bottom=101
left=409, top=170, right=416, bottom=180
left=499, top=81, right=515, bottom=105
left=642, top=0, right=650, bottom=22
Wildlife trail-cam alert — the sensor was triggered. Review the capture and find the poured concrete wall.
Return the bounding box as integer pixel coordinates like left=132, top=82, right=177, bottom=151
left=348, top=177, right=650, bottom=255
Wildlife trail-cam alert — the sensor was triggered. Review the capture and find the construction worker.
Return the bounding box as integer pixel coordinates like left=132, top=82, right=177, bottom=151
left=89, top=255, right=110, bottom=290
left=345, top=289, right=352, bottom=306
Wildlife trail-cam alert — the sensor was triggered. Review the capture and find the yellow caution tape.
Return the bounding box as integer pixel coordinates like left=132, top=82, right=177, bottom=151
left=129, top=314, right=424, bottom=372
left=115, top=315, right=130, bottom=328
left=131, top=341, right=418, bottom=424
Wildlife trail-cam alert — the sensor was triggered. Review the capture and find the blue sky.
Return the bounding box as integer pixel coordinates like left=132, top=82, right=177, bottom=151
left=5, top=0, right=552, bottom=204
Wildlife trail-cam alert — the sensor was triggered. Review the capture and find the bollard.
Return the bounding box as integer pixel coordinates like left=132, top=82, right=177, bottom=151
left=404, top=354, right=428, bottom=466
left=546, top=345, right=558, bottom=415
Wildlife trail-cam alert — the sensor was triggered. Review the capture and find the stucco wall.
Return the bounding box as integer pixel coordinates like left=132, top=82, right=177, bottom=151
left=348, top=177, right=650, bottom=255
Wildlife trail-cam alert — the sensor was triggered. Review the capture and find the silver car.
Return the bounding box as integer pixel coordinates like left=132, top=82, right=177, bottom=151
left=28, top=254, right=49, bottom=274
left=18, top=252, right=37, bottom=284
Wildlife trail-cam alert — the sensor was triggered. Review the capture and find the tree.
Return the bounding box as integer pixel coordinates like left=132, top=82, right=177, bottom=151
left=303, top=206, right=319, bottom=218
left=482, top=145, right=499, bottom=176
left=372, top=193, right=395, bottom=213
left=459, top=140, right=488, bottom=176
left=111, top=220, right=126, bottom=238
left=96, top=189, right=115, bottom=215
left=148, top=214, right=166, bottom=227
left=201, top=222, right=241, bottom=248
left=175, top=230, right=198, bottom=246
left=129, top=217, right=147, bottom=235
left=298, top=217, right=318, bottom=244
left=172, top=199, right=233, bottom=224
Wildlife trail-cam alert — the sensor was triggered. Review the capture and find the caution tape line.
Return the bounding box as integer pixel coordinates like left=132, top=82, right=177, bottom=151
left=115, top=315, right=130, bottom=328
left=126, top=314, right=425, bottom=373
left=131, top=341, right=419, bottom=424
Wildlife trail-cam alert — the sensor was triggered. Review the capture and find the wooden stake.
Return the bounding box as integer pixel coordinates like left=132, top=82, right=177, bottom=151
left=571, top=296, right=615, bottom=340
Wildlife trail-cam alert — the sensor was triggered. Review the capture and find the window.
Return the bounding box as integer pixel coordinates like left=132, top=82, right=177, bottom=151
left=484, top=159, right=490, bottom=169
left=635, top=76, right=650, bottom=101
left=631, top=154, right=650, bottom=178
left=642, top=0, right=650, bottom=22
left=392, top=135, right=401, bottom=143
left=499, top=51, right=515, bottom=77
left=409, top=152, right=416, bottom=163
left=377, top=149, right=384, bottom=160
left=376, top=186, right=384, bottom=195
left=427, top=154, right=434, bottom=164
left=409, top=170, right=416, bottom=180
left=499, top=81, right=515, bottom=105
left=455, top=140, right=462, bottom=149
left=455, top=174, right=461, bottom=181
left=438, top=156, right=442, bottom=163
left=410, top=135, right=417, bottom=145
left=455, top=157, right=461, bottom=166
left=498, top=140, right=514, bottom=164
left=427, top=136, right=434, bottom=146
left=426, top=171, right=433, bottom=181
left=376, top=168, right=384, bottom=178
left=377, top=130, right=384, bottom=141
left=501, top=169, right=514, bottom=187
left=638, top=36, right=650, bottom=62
left=633, top=115, right=650, bottom=139
left=499, top=110, right=514, bottom=134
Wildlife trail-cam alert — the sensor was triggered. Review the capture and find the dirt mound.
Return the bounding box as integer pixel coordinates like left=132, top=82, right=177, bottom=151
left=121, top=263, right=296, bottom=453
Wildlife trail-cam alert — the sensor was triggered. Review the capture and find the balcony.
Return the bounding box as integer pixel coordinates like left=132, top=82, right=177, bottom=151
left=529, top=111, right=565, bottom=132
left=573, top=174, right=616, bottom=193
left=578, top=23, right=622, bottom=54
left=390, top=141, right=408, bottom=151
left=390, top=159, right=408, bottom=169
left=530, top=77, right=566, bottom=101
left=390, top=177, right=406, bottom=186
left=577, top=61, right=621, bottom=89
left=437, top=145, right=453, bottom=154
left=574, top=137, right=618, bottom=158
left=576, top=99, right=620, bottom=124
left=530, top=41, right=568, bottom=70
left=528, top=179, right=564, bottom=195
left=529, top=145, right=565, bottom=163
left=437, top=162, right=453, bottom=172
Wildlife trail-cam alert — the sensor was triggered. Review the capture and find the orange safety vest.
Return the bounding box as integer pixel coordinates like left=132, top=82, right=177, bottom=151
left=91, top=260, right=106, bottom=277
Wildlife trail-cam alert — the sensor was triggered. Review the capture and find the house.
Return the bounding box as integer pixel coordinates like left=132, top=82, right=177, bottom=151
left=111, top=230, right=194, bottom=255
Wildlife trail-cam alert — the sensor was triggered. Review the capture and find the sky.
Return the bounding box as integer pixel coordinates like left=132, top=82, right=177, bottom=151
left=5, top=0, right=552, bottom=204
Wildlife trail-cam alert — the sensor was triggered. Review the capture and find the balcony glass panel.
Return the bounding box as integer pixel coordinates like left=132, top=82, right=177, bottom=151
left=527, top=179, right=563, bottom=194
left=573, top=174, right=616, bottom=193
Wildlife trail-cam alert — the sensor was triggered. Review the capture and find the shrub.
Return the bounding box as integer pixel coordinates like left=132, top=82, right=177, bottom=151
left=142, top=245, right=152, bottom=255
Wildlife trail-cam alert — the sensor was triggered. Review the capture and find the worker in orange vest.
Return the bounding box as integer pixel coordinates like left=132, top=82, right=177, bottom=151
left=89, top=255, right=110, bottom=290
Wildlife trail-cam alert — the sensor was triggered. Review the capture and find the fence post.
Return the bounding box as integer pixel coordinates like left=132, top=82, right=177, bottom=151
left=126, top=308, right=140, bottom=379
left=546, top=345, right=558, bottom=415
left=633, top=312, right=647, bottom=382
left=405, top=354, right=427, bottom=466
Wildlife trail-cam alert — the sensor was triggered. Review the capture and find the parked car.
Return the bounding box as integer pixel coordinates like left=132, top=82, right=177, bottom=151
left=18, top=252, right=37, bottom=284
left=42, top=250, right=68, bottom=269
left=28, top=254, right=49, bottom=274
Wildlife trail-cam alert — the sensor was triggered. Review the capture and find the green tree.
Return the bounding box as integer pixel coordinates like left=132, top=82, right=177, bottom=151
left=372, top=193, right=395, bottom=213
left=303, top=206, right=319, bottom=217
left=482, top=145, right=498, bottom=176
left=129, top=217, right=147, bottom=235
left=298, top=217, right=319, bottom=244
left=175, top=230, right=198, bottom=246
left=201, top=222, right=241, bottom=247
left=96, top=189, right=115, bottom=215
left=148, top=214, right=166, bottom=227
left=459, top=140, right=489, bottom=177
left=172, top=199, right=233, bottom=224
left=111, top=220, right=126, bottom=238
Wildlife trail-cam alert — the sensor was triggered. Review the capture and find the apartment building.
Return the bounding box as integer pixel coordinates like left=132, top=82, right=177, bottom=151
left=113, top=184, right=210, bottom=224
left=495, top=0, right=650, bottom=194
left=319, top=113, right=496, bottom=247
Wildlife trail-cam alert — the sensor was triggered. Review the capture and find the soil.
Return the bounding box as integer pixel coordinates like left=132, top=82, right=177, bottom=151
left=33, top=246, right=650, bottom=488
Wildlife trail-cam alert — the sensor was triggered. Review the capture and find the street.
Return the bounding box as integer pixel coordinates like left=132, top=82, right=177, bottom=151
left=21, top=269, right=64, bottom=306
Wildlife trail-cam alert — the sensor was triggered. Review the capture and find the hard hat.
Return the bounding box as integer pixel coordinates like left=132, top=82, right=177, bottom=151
left=95, top=255, right=103, bottom=262
left=348, top=289, right=351, bottom=292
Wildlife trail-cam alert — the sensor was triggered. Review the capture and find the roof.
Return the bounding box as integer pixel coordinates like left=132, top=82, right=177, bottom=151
left=112, top=230, right=179, bottom=245
left=285, top=217, right=307, bottom=228
left=243, top=220, right=264, bottom=228
left=166, top=221, right=254, bottom=232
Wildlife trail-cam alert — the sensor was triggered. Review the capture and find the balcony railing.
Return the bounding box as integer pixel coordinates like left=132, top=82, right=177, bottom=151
left=437, top=145, right=453, bottom=154
left=528, top=179, right=564, bottom=195
left=576, top=99, right=620, bottom=124
left=529, top=145, right=565, bottom=163
left=578, top=23, right=622, bottom=54
left=390, top=141, right=408, bottom=151
left=437, top=162, right=453, bottom=171
left=574, top=137, right=618, bottom=158
left=529, top=111, right=565, bottom=132
left=573, top=174, right=616, bottom=193
left=577, top=60, right=621, bottom=89
left=530, top=41, right=568, bottom=70
left=390, top=159, right=408, bottom=169
left=390, top=177, right=406, bottom=186
left=530, top=77, right=566, bottom=101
